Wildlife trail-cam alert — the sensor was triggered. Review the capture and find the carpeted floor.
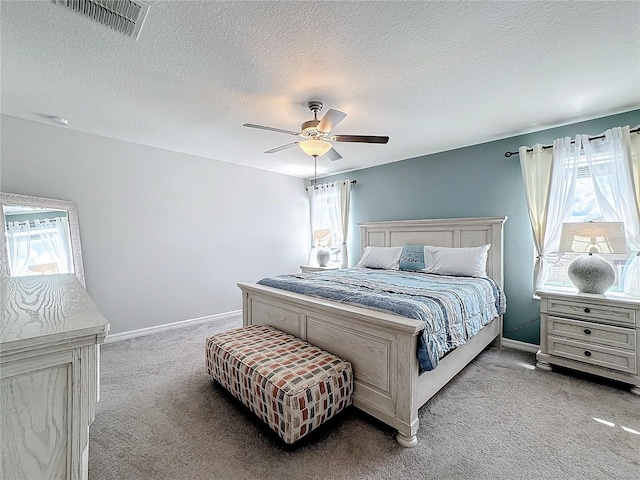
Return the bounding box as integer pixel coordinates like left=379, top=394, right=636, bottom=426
left=88, top=318, right=640, bottom=480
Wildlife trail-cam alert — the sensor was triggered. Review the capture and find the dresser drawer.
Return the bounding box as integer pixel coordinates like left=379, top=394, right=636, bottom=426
left=548, top=336, right=637, bottom=374
left=546, top=298, right=636, bottom=327
left=548, top=316, right=636, bottom=351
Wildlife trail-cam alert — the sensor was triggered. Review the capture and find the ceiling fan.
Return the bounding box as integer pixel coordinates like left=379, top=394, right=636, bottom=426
left=243, top=101, right=389, bottom=161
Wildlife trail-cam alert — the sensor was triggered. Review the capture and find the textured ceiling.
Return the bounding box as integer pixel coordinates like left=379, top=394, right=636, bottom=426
left=2, top=1, right=639, bottom=179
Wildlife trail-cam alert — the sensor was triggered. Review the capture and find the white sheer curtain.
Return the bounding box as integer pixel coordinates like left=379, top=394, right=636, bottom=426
left=307, top=180, right=352, bottom=267
left=520, top=136, right=581, bottom=290
left=308, top=185, right=328, bottom=266
left=34, top=217, right=73, bottom=274
left=582, top=126, right=640, bottom=296
left=6, top=221, right=31, bottom=276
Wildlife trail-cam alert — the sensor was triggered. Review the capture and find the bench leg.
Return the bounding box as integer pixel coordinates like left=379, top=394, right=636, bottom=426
left=396, top=432, right=418, bottom=448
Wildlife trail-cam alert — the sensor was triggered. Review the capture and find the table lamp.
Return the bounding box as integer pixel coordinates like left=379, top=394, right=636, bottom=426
left=559, top=222, right=627, bottom=294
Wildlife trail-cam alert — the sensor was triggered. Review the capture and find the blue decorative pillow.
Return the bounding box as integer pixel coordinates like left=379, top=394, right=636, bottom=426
left=399, top=245, right=425, bottom=271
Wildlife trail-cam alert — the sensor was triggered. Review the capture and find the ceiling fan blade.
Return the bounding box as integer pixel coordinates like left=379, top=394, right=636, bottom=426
left=325, top=148, right=342, bottom=161
left=334, top=135, right=389, bottom=144
left=317, top=109, right=347, bottom=133
left=243, top=123, right=300, bottom=136
left=265, top=142, right=299, bottom=154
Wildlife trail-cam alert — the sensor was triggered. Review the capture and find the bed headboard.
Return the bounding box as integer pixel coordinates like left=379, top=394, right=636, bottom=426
left=358, top=216, right=507, bottom=288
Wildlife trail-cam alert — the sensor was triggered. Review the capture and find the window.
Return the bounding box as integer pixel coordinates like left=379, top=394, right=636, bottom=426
left=312, top=189, right=343, bottom=267
left=5, top=217, right=73, bottom=276
left=8, top=227, right=60, bottom=275
left=543, top=154, right=628, bottom=292
left=521, top=126, right=639, bottom=296
left=308, top=180, right=353, bottom=268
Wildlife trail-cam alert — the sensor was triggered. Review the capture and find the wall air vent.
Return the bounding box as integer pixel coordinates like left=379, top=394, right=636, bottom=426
left=53, top=0, right=150, bottom=40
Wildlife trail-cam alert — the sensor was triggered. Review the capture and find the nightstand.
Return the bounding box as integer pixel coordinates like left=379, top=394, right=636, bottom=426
left=536, top=288, right=640, bottom=395
left=300, top=265, right=340, bottom=273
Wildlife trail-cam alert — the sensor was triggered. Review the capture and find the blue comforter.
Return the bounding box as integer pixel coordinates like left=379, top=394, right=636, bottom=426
left=258, top=268, right=506, bottom=371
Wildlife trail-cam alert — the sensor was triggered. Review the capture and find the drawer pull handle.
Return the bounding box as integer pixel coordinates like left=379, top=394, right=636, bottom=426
left=584, top=307, right=591, bottom=313
left=584, top=329, right=592, bottom=335
left=584, top=351, right=592, bottom=357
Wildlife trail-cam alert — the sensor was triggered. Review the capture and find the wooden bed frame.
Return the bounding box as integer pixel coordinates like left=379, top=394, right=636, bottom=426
left=238, top=216, right=507, bottom=447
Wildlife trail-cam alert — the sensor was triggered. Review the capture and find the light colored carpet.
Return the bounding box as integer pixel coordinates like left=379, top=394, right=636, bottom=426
left=89, top=318, right=640, bottom=479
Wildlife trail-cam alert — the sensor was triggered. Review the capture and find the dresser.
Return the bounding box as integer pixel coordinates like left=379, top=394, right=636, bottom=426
left=536, top=288, right=639, bottom=395
left=1, top=274, right=109, bottom=479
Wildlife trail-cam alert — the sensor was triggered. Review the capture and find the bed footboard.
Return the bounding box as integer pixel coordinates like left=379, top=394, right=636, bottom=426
left=239, top=282, right=424, bottom=441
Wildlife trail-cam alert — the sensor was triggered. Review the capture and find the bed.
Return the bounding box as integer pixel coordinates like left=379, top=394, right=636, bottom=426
left=238, top=216, right=507, bottom=447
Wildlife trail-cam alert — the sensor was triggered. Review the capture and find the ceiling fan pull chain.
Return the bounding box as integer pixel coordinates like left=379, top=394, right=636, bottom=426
left=314, top=155, right=318, bottom=188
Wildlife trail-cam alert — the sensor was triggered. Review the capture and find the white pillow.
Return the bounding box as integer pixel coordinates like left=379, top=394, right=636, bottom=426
left=423, top=244, right=490, bottom=277
left=356, top=246, right=403, bottom=270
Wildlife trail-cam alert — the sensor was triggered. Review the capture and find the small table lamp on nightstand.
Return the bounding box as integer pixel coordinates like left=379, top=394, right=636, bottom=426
left=559, top=221, right=627, bottom=294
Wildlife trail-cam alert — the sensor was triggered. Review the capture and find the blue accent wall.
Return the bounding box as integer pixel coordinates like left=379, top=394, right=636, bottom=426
left=324, top=109, right=640, bottom=345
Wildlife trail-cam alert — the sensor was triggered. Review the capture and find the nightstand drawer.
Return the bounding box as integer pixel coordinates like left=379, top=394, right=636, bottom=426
left=548, top=316, right=636, bottom=351
left=547, top=298, right=636, bottom=327
left=548, top=336, right=636, bottom=374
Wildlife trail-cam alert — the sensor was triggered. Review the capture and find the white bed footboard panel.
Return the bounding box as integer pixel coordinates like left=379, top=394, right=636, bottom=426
left=239, top=283, right=423, bottom=435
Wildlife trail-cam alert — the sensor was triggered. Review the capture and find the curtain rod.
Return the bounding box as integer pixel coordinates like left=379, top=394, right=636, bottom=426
left=306, top=179, right=357, bottom=191
left=504, top=126, right=640, bottom=158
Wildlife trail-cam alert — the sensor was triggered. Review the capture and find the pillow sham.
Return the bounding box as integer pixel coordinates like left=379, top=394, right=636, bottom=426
left=423, top=244, right=491, bottom=277
left=399, top=245, right=425, bottom=271
left=356, top=246, right=403, bottom=270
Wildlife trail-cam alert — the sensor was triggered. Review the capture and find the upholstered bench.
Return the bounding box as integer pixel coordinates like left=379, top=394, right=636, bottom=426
left=206, top=324, right=353, bottom=444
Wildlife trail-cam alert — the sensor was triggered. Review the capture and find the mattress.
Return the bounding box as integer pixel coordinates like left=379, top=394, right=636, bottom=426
left=257, top=268, right=506, bottom=371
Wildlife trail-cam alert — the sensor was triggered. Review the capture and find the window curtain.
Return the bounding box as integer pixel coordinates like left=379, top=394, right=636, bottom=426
left=307, top=186, right=323, bottom=266
left=631, top=126, right=640, bottom=213
left=6, top=221, right=31, bottom=276
left=520, top=136, right=581, bottom=290
left=34, top=217, right=73, bottom=274
left=582, top=126, right=640, bottom=296
left=307, top=181, right=352, bottom=267
left=338, top=181, right=352, bottom=268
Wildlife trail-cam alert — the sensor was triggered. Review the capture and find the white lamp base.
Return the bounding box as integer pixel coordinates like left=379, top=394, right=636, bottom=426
left=567, top=253, right=615, bottom=294
left=316, top=248, right=331, bottom=267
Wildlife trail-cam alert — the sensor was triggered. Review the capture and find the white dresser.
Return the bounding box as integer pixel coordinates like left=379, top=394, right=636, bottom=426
left=536, top=288, right=640, bottom=395
left=1, top=274, right=109, bottom=480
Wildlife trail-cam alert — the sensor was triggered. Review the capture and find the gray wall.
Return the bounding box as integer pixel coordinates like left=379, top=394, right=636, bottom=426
left=1, top=115, right=309, bottom=335
left=324, top=109, right=640, bottom=345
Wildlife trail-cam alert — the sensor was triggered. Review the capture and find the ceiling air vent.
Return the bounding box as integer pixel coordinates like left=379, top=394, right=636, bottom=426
left=53, top=0, right=150, bottom=40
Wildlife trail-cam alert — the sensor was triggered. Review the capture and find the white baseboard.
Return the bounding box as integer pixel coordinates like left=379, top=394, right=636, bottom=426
left=104, top=310, right=242, bottom=344
left=104, top=314, right=541, bottom=352
left=501, top=337, right=540, bottom=353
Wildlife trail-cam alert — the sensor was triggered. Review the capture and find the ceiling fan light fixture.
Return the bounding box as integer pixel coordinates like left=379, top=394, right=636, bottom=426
left=299, top=139, right=332, bottom=157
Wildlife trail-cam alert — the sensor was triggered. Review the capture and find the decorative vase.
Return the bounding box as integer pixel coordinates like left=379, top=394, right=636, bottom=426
left=316, top=247, right=330, bottom=267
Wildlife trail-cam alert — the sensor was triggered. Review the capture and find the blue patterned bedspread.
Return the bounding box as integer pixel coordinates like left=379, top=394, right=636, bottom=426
left=257, top=268, right=506, bottom=372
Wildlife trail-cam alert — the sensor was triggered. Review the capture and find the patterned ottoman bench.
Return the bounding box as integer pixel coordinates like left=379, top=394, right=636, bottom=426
left=206, top=325, right=353, bottom=444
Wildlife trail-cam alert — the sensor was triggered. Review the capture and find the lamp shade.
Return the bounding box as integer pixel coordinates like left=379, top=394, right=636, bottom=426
left=313, top=229, right=332, bottom=247
left=299, top=139, right=332, bottom=157
left=559, top=222, right=627, bottom=254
